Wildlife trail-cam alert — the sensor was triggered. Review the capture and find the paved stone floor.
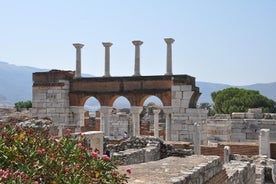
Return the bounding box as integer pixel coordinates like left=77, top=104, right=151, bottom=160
left=119, top=155, right=220, bottom=184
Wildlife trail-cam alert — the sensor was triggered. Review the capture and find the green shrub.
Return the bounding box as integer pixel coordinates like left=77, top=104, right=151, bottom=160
left=14, top=101, right=32, bottom=111
left=0, top=125, right=130, bottom=183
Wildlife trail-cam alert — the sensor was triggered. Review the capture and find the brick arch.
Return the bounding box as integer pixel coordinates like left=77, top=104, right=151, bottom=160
left=140, top=95, right=164, bottom=107
left=80, top=96, right=102, bottom=107
left=68, top=75, right=186, bottom=107
left=111, top=95, right=131, bottom=109
left=83, top=96, right=101, bottom=109
left=32, top=71, right=201, bottom=115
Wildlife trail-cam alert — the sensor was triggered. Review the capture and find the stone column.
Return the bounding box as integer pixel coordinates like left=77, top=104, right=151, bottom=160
left=132, top=40, right=143, bottom=76
left=153, top=109, right=160, bottom=138
left=131, top=106, right=143, bottom=136
left=224, top=146, right=231, bottom=163
left=164, top=38, right=175, bottom=75
left=193, top=122, right=201, bottom=155
left=100, top=106, right=113, bottom=136
left=163, top=106, right=172, bottom=141
left=73, top=43, right=84, bottom=78
left=102, top=42, right=112, bottom=77
left=259, top=129, right=270, bottom=158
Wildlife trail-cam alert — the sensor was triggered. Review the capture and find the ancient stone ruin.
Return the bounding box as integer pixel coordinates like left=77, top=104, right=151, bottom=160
left=31, top=39, right=276, bottom=183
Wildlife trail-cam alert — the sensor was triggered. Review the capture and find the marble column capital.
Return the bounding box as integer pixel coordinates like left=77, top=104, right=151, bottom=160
left=132, top=40, right=143, bottom=46
left=164, top=38, right=175, bottom=44
left=163, top=106, right=172, bottom=114
left=153, top=109, right=161, bottom=115
left=102, top=42, right=113, bottom=47
left=73, top=43, right=84, bottom=49
left=131, top=106, right=143, bottom=114
left=100, top=106, right=113, bottom=114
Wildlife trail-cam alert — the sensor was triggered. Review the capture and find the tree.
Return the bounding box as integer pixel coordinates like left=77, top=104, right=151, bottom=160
left=211, top=88, right=276, bottom=114
left=198, top=102, right=214, bottom=116
left=14, top=100, right=32, bottom=111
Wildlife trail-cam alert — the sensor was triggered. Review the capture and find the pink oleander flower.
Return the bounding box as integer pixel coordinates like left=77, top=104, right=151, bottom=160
left=13, top=170, right=20, bottom=177
left=37, top=148, right=45, bottom=154
left=91, top=151, right=98, bottom=159
left=77, top=142, right=85, bottom=150
left=2, top=170, right=10, bottom=179
left=126, top=168, right=131, bottom=174
left=102, top=154, right=110, bottom=161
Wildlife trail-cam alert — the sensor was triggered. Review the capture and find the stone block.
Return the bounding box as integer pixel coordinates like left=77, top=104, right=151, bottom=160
left=248, top=108, right=262, bottom=113
left=232, top=112, right=246, bottom=119
left=182, top=91, right=194, bottom=100
left=245, top=113, right=255, bottom=119
left=231, top=133, right=246, bottom=142
left=72, top=131, right=103, bottom=155
left=172, top=99, right=181, bottom=107
left=175, top=91, right=182, bottom=99
left=246, top=133, right=258, bottom=140
left=179, top=107, right=186, bottom=113
left=171, top=134, right=179, bottom=141
left=172, top=107, right=180, bottom=113
left=180, top=100, right=189, bottom=108
left=171, top=85, right=181, bottom=91
left=180, top=85, right=192, bottom=91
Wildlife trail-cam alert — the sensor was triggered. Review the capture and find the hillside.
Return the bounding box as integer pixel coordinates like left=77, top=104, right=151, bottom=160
left=0, top=61, right=46, bottom=106
left=0, top=61, right=275, bottom=106
left=197, top=81, right=276, bottom=104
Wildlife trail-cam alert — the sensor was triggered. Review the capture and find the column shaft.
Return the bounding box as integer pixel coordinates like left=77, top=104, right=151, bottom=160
left=259, top=129, right=270, bottom=158
left=164, top=38, right=175, bottom=75
left=131, top=106, right=143, bottom=136
left=163, top=106, right=172, bottom=141
left=73, top=43, right=84, bottom=78
left=100, top=106, right=113, bottom=136
left=193, top=122, right=201, bottom=155
left=102, top=42, right=112, bottom=77
left=153, top=109, right=160, bottom=138
left=132, top=40, right=143, bottom=76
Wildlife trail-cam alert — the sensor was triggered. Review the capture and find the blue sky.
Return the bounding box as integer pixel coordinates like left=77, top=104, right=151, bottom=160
left=1, top=1, right=275, bottom=85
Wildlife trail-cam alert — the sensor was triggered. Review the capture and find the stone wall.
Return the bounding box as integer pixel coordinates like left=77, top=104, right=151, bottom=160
left=32, top=79, right=70, bottom=125
left=207, top=109, right=276, bottom=143
left=223, top=161, right=256, bottom=184
left=109, top=112, right=129, bottom=139
left=171, top=85, right=208, bottom=143
left=119, top=156, right=223, bottom=184
left=106, top=136, right=193, bottom=165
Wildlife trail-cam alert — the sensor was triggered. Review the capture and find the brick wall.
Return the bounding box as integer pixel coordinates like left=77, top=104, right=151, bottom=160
left=202, top=143, right=259, bottom=161
left=168, top=141, right=259, bottom=162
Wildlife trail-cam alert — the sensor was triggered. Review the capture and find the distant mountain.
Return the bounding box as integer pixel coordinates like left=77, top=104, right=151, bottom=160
left=0, top=61, right=47, bottom=105
left=0, top=61, right=275, bottom=106
left=196, top=82, right=231, bottom=104
left=197, top=81, right=276, bottom=104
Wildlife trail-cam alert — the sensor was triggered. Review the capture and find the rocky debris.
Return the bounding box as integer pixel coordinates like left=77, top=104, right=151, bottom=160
left=230, top=154, right=276, bottom=183
left=0, top=108, right=53, bottom=130
left=16, top=118, right=53, bottom=129
left=104, top=136, right=194, bottom=162
left=0, top=108, right=32, bottom=123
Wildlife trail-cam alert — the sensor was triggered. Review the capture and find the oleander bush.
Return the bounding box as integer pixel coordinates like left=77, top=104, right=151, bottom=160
left=0, top=125, right=129, bottom=184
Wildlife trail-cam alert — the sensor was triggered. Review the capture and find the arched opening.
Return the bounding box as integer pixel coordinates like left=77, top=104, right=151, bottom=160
left=109, top=96, right=131, bottom=139
left=140, top=96, right=165, bottom=139
left=83, top=97, right=101, bottom=131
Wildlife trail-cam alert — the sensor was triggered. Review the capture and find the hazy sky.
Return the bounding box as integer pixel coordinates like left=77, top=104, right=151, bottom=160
left=1, top=1, right=275, bottom=85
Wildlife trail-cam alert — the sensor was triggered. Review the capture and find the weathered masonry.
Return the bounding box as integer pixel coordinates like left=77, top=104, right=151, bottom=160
left=32, top=38, right=208, bottom=142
